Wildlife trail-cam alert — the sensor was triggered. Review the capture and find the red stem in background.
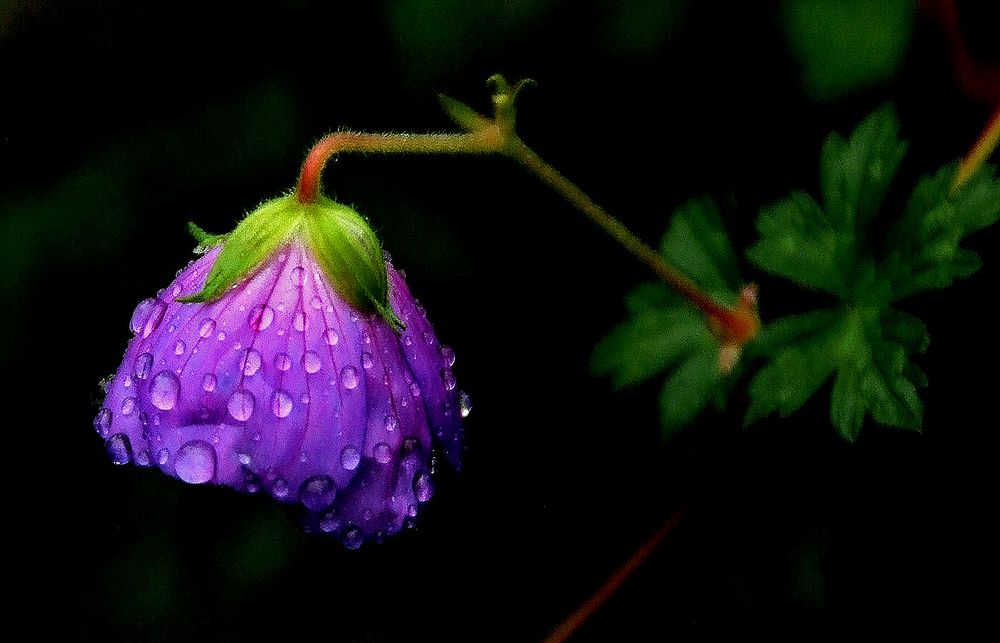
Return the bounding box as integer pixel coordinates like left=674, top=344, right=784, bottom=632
left=543, top=508, right=688, bottom=643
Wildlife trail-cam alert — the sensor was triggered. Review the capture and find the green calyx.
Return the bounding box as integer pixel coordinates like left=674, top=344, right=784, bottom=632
left=179, top=195, right=402, bottom=331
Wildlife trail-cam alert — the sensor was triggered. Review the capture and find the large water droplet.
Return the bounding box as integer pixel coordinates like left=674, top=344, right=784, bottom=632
left=441, top=368, right=457, bottom=391
left=202, top=373, right=217, bottom=392
left=150, top=371, right=181, bottom=410
left=342, top=526, right=363, bottom=550
left=361, top=352, right=374, bottom=370
left=94, top=408, right=113, bottom=437
left=341, top=366, right=359, bottom=390
left=271, top=390, right=293, bottom=418
left=323, top=329, right=339, bottom=346
left=228, top=389, right=255, bottom=421
left=249, top=304, right=274, bottom=331
left=373, top=442, right=392, bottom=464
left=274, top=353, right=292, bottom=371
left=121, top=397, right=136, bottom=416
left=290, top=266, right=305, bottom=285
left=414, top=472, right=434, bottom=502
left=243, top=349, right=262, bottom=376
left=340, top=446, right=360, bottom=471
left=302, top=350, right=322, bottom=374
left=106, top=433, right=132, bottom=465
left=174, top=340, right=186, bottom=355
left=441, top=346, right=456, bottom=367
left=199, top=318, right=216, bottom=338
left=272, top=478, right=290, bottom=499
left=459, top=391, right=472, bottom=418
left=294, top=311, right=308, bottom=332
left=174, top=440, right=216, bottom=484
left=134, top=353, right=154, bottom=380
left=130, top=298, right=166, bottom=338
left=299, top=475, right=337, bottom=511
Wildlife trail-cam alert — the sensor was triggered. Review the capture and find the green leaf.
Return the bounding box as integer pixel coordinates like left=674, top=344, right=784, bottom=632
left=591, top=288, right=707, bottom=390
left=660, top=197, right=741, bottom=303
left=658, top=340, right=720, bottom=439
left=746, top=191, right=843, bottom=294
left=887, top=163, right=1000, bottom=299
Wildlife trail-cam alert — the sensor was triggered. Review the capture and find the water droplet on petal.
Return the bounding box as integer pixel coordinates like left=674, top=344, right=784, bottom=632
left=409, top=382, right=421, bottom=397
left=228, top=389, right=255, bottom=421
left=310, top=295, right=323, bottom=310
left=341, top=366, right=358, bottom=390
left=340, top=446, right=360, bottom=470
left=342, top=526, right=363, bottom=550
left=299, top=475, right=336, bottom=511
left=134, top=353, right=154, bottom=380
left=157, top=448, right=170, bottom=466
left=441, top=368, right=457, bottom=390
left=135, top=449, right=152, bottom=467
left=272, top=478, right=290, bottom=499
left=94, top=408, right=113, bottom=437
left=406, top=504, right=418, bottom=517
left=459, top=391, right=472, bottom=418
left=130, top=299, right=166, bottom=338
left=294, top=311, right=307, bottom=332
left=274, top=353, right=292, bottom=371
left=414, top=472, right=434, bottom=502
left=106, top=433, right=132, bottom=465
left=302, top=350, right=322, bottom=373
left=323, top=329, right=339, bottom=346
left=290, top=266, right=305, bottom=285
left=121, top=397, right=136, bottom=416
left=199, top=318, right=216, bottom=338
left=150, top=371, right=181, bottom=410
left=242, top=349, right=262, bottom=376
left=361, top=352, right=374, bottom=370
left=441, top=346, right=456, bottom=367
left=174, top=440, right=216, bottom=484
left=249, top=304, right=274, bottom=331
left=403, top=335, right=413, bottom=346
left=373, top=442, right=392, bottom=464
left=384, top=414, right=398, bottom=432
left=174, top=340, right=186, bottom=355
left=202, top=373, right=217, bottom=392
left=271, top=390, right=293, bottom=418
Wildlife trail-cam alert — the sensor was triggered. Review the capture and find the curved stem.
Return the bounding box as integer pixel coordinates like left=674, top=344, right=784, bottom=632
left=543, top=507, right=687, bottom=643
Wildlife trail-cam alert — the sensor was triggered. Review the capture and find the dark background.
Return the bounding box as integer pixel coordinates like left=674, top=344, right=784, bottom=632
left=2, top=1, right=998, bottom=639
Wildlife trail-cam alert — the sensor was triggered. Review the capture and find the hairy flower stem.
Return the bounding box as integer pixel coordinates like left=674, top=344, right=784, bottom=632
left=293, top=78, right=759, bottom=350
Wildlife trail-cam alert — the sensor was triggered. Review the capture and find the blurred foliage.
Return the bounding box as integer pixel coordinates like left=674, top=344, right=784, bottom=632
left=781, top=0, right=915, bottom=101
left=595, top=107, right=1000, bottom=442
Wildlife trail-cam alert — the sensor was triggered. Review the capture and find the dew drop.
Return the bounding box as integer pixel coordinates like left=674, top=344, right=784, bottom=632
left=441, top=346, right=456, bottom=367
left=271, top=390, right=293, bottom=418
left=441, top=368, right=457, bottom=391
left=409, top=382, right=421, bottom=397
left=319, top=514, right=338, bottom=533
left=249, top=304, right=274, bottom=331
left=299, top=475, right=336, bottom=511
left=302, top=350, right=322, bottom=374
left=294, top=311, right=308, bottom=332
left=174, top=440, right=216, bottom=484
left=373, top=442, right=392, bottom=464
left=149, top=371, right=181, bottom=410
left=135, top=449, right=152, bottom=467
left=310, top=295, right=323, bottom=310
left=459, top=391, right=472, bottom=418
left=217, top=331, right=226, bottom=341
left=201, top=373, right=217, bottom=392
left=406, top=504, right=419, bottom=517
left=340, top=446, right=360, bottom=471
left=274, top=353, right=292, bottom=371
left=242, top=349, right=262, bottom=376
left=290, top=266, right=305, bottom=285
left=157, top=448, right=170, bottom=466
left=384, top=414, right=398, bottom=432
left=323, top=329, right=339, bottom=345
left=228, top=389, right=255, bottom=421
left=341, top=366, right=359, bottom=390
left=130, top=298, right=166, bottom=338
left=361, top=352, right=374, bottom=370
left=106, top=433, right=132, bottom=465
left=414, top=473, right=434, bottom=502
left=174, top=340, right=186, bottom=355
left=342, top=526, right=363, bottom=550
left=94, top=408, right=112, bottom=437
left=134, top=352, right=154, bottom=380
left=121, top=397, right=136, bottom=416
left=403, top=335, right=413, bottom=346
left=272, top=478, right=290, bottom=499
left=199, top=318, right=216, bottom=338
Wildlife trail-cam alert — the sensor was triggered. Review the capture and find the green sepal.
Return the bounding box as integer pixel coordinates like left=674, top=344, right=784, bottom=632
left=178, top=195, right=402, bottom=331
left=187, top=222, right=228, bottom=254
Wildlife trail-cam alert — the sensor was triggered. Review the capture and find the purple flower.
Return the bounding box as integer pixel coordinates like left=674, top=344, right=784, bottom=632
left=94, top=195, right=467, bottom=547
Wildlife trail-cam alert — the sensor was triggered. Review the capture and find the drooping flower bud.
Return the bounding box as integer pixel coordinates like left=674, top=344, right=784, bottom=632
left=94, top=194, right=466, bottom=547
